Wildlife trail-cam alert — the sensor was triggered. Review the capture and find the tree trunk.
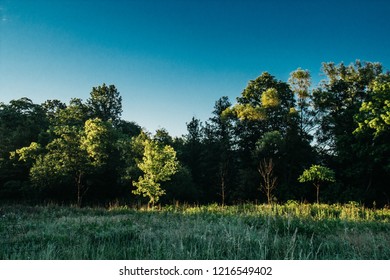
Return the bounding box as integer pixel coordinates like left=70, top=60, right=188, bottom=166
left=221, top=176, right=225, bottom=207
left=219, top=160, right=228, bottom=207
left=75, top=171, right=86, bottom=208
left=267, top=187, right=271, bottom=205
left=315, top=184, right=320, bottom=204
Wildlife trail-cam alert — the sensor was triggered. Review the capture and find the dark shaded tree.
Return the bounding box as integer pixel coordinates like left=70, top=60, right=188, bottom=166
left=180, top=117, right=205, bottom=200
left=313, top=60, right=388, bottom=204
left=203, top=96, right=237, bottom=205
left=0, top=98, right=48, bottom=199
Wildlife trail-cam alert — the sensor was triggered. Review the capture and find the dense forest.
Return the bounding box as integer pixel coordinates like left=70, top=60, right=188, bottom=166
left=1, top=60, right=389, bottom=207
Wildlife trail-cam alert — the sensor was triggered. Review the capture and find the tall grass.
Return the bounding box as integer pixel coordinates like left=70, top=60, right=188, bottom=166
left=1, top=202, right=390, bottom=259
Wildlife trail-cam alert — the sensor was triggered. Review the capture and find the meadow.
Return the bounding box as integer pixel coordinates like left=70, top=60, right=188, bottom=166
left=1, top=202, right=390, bottom=260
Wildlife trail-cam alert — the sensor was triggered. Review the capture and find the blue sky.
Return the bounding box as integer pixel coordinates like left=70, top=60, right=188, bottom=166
left=1, top=0, right=390, bottom=136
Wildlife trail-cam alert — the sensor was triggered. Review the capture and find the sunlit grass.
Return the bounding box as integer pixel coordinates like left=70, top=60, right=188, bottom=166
left=1, top=202, right=390, bottom=259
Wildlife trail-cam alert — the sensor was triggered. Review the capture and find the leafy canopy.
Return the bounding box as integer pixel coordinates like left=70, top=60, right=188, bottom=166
left=298, top=165, right=335, bottom=185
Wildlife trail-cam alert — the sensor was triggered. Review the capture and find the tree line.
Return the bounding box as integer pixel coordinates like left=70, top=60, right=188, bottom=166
left=1, top=60, right=389, bottom=207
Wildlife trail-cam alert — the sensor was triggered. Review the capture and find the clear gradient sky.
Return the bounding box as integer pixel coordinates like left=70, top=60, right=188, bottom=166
left=1, top=0, right=390, bottom=136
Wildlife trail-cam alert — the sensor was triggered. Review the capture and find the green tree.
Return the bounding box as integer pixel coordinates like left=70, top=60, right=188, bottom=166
left=181, top=117, right=204, bottom=197
left=298, top=165, right=335, bottom=204
left=0, top=98, right=47, bottom=155
left=53, top=98, right=90, bottom=128
left=132, top=139, right=179, bottom=206
left=15, top=124, right=89, bottom=206
left=222, top=72, right=298, bottom=202
left=87, top=84, right=122, bottom=125
left=2, top=84, right=138, bottom=204
left=154, top=128, right=174, bottom=147
left=353, top=79, right=390, bottom=200
left=41, top=99, right=66, bottom=122
left=313, top=61, right=383, bottom=153
left=0, top=98, right=47, bottom=199
left=229, top=72, right=295, bottom=159
left=313, top=60, right=386, bottom=202
left=288, top=68, right=312, bottom=136
left=13, top=118, right=114, bottom=206
left=203, top=96, right=236, bottom=205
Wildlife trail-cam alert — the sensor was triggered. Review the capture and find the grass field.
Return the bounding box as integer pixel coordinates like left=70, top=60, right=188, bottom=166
left=1, top=202, right=390, bottom=259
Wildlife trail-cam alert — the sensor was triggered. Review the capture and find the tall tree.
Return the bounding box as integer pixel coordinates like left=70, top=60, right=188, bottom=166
left=87, top=84, right=122, bottom=125
left=288, top=68, right=313, bottom=137
left=204, top=96, right=236, bottom=205
left=313, top=60, right=385, bottom=202
left=181, top=117, right=205, bottom=198
left=313, top=61, right=383, bottom=154
left=353, top=79, right=390, bottom=203
left=0, top=98, right=47, bottom=198
left=223, top=72, right=299, bottom=201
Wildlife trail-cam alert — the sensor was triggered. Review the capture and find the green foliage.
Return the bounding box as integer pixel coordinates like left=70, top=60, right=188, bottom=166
left=233, top=103, right=266, bottom=121
left=355, top=80, right=390, bottom=137
left=313, top=60, right=383, bottom=151
left=298, top=165, right=335, bottom=184
left=153, top=128, right=174, bottom=147
left=2, top=84, right=141, bottom=204
left=255, top=131, right=283, bottom=158
left=81, top=118, right=113, bottom=166
left=54, top=98, right=89, bottom=128
left=261, top=88, right=280, bottom=108
left=225, top=72, right=307, bottom=203
left=132, top=139, right=179, bottom=205
left=289, top=68, right=311, bottom=99
left=10, top=142, right=42, bottom=162
left=226, top=72, right=294, bottom=124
